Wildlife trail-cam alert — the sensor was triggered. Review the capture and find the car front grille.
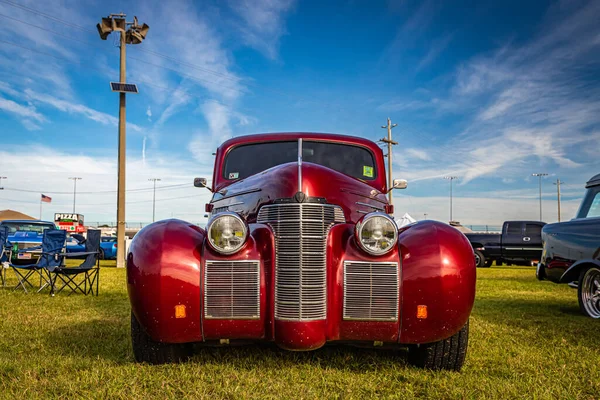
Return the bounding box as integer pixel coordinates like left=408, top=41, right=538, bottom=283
left=204, top=260, right=260, bottom=319
left=257, top=203, right=345, bottom=321
left=343, top=261, right=399, bottom=321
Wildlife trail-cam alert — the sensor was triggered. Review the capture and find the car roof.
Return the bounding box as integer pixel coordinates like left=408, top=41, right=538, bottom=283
left=1, top=219, right=55, bottom=224
left=586, top=173, right=600, bottom=188
left=218, top=132, right=381, bottom=153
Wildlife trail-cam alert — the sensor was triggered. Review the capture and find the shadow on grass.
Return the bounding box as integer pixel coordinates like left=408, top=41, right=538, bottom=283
left=188, top=343, right=412, bottom=373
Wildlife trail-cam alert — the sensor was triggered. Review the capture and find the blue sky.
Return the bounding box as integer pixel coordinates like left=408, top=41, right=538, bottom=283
left=0, top=0, right=599, bottom=225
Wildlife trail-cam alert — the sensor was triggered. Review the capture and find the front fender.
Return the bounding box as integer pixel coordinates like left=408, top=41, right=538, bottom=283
left=127, top=219, right=204, bottom=343
left=560, top=259, right=600, bottom=283
left=398, top=221, right=476, bottom=344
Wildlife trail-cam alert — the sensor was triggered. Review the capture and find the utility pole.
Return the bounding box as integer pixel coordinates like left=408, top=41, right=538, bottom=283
left=97, top=14, right=149, bottom=268
left=68, top=177, right=82, bottom=213
left=444, top=176, right=458, bottom=222
left=149, top=178, right=161, bottom=222
left=553, top=179, right=562, bottom=222
left=532, top=173, right=548, bottom=222
left=380, top=118, right=398, bottom=204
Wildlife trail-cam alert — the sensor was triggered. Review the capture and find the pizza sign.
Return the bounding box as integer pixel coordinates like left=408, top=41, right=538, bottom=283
left=54, top=213, right=84, bottom=224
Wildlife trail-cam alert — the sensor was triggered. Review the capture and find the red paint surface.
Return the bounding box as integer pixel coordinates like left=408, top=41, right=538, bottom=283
left=128, top=133, right=476, bottom=349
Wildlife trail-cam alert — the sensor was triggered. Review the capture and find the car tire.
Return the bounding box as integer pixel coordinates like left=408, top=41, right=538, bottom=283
left=484, top=259, right=494, bottom=268
left=474, top=250, right=487, bottom=268
left=131, top=311, right=192, bottom=364
left=99, top=249, right=105, bottom=260
left=577, top=267, right=600, bottom=319
left=408, top=320, right=469, bottom=371
left=496, top=259, right=503, bottom=266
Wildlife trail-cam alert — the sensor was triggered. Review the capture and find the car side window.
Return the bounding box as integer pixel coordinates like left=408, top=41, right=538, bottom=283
left=586, top=192, right=600, bottom=218
left=506, top=223, right=522, bottom=235
left=525, top=224, right=542, bottom=237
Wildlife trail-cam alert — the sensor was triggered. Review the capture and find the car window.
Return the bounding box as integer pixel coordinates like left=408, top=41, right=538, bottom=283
left=576, top=187, right=600, bottom=219
left=586, top=192, right=600, bottom=218
left=505, top=223, right=522, bottom=235
left=223, top=140, right=377, bottom=181
left=2, top=223, right=55, bottom=234
left=525, top=224, right=542, bottom=237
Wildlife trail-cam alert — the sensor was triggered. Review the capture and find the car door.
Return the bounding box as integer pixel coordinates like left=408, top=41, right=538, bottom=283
left=502, top=222, right=525, bottom=259
left=522, top=223, right=544, bottom=261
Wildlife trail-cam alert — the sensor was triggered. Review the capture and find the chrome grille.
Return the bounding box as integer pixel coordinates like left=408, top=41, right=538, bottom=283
left=17, top=242, right=41, bottom=251
left=343, top=261, right=399, bottom=321
left=257, top=203, right=345, bottom=321
left=204, top=260, right=260, bottom=319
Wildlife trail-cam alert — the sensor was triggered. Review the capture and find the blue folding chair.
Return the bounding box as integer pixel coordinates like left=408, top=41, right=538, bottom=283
left=0, top=226, right=10, bottom=287
left=49, top=229, right=101, bottom=296
left=10, top=229, right=66, bottom=293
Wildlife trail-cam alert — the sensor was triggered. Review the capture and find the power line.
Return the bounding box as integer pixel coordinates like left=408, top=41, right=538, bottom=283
left=1, top=183, right=189, bottom=194
left=0, top=0, right=94, bottom=33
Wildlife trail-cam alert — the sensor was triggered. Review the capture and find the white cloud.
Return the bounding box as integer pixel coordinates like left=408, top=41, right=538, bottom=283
left=226, top=0, right=296, bottom=59
left=24, top=89, right=144, bottom=133
left=0, top=95, right=45, bottom=122
left=405, top=148, right=431, bottom=161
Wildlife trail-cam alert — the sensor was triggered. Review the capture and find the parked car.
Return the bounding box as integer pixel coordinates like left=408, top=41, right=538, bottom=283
left=66, top=234, right=117, bottom=260
left=0, top=220, right=57, bottom=265
left=99, top=236, right=117, bottom=259
left=537, top=173, right=600, bottom=318
left=127, top=133, right=476, bottom=370
left=465, top=221, right=546, bottom=268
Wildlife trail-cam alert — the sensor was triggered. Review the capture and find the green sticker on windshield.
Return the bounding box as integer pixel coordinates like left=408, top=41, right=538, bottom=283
left=363, top=166, right=374, bottom=178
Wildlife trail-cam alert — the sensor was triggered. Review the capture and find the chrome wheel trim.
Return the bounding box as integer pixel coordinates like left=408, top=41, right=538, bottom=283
left=581, top=268, right=600, bottom=319
left=474, top=253, right=481, bottom=267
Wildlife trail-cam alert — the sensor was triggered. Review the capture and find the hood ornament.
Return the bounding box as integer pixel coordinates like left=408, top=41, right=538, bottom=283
left=294, top=191, right=306, bottom=203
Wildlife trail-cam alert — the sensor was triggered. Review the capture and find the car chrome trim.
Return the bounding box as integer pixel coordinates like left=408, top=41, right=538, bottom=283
left=343, top=260, right=399, bottom=321
left=298, top=138, right=303, bottom=193
left=204, top=260, right=260, bottom=320
left=355, top=201, right=385, bottom=211
left=257, top=203, right=345, bottom=321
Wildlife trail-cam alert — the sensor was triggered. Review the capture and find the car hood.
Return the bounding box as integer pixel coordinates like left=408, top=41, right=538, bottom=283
left=210, top=161, right=389, bottom=224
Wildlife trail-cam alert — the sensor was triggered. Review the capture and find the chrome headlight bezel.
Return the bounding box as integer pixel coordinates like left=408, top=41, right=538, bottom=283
left=206, top=211, right=248, bottom=255
left=355, top=212, right=398, bottom=256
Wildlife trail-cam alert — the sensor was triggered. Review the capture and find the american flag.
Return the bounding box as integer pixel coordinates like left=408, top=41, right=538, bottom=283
left=41, top=194, right=52, bottom=203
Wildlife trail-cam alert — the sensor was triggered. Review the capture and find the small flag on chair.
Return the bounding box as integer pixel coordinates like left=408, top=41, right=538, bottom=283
left=41, top=194, right=52, bottom=203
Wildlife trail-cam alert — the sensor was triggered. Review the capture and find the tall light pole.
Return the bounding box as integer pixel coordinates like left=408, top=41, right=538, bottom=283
left=532, top=173, right=548, bottom=221
left=97, top=14, right=149, bottom=268
left=553, top=179, right=563, bottom=222
left=380, top=118, right=398, bottom=205
left=444, top=176, right=458, bottom=222
left=148, top=178, right=161, bottom=222
left=68, top=177, right=82, bottom=213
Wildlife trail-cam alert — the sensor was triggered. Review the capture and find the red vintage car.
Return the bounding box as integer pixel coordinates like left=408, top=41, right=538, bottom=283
left=127, top=133, right=476, bottom=370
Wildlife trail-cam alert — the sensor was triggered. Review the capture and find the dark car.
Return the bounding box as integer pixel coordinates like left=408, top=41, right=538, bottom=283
left=465, top=221, right=546, bottom=268
left=537, top=173, right=600, bottom=318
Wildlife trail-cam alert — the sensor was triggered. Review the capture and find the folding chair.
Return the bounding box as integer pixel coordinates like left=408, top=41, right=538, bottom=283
left=0, top=226, right=10, bottom=287
left=10, top=229, right=66, bottom=293
left=49, top=229, right=101, bottom=296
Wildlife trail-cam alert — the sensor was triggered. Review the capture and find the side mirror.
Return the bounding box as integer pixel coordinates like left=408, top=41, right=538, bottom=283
left=393, top=179, right=408, bottom=190
left=194, top=177, right=213, bottom=192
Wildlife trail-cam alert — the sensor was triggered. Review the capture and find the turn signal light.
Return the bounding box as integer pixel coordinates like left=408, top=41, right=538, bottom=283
left=417, top=305, right=428, bottom=319
left=175, top=304, right=186, bottom=319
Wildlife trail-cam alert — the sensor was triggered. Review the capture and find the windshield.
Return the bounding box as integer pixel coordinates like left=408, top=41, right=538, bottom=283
left=223, top=140, right=376, bottom=181
left=3, top=222, right=56, bottom=235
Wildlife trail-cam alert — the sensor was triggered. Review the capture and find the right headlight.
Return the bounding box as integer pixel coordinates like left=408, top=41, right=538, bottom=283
left=355, top=212, right=398, bottom=256
left=206, top=212, right=248, bottom=255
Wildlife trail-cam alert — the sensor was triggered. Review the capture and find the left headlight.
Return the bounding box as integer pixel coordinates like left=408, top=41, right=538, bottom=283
left=206, top=212, right=248, bottom=255
left=355, top=212, right=398, bottom=256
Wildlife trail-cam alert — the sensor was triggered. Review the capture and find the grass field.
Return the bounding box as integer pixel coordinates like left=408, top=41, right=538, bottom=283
left=0, top=263, right=598, bottom=399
